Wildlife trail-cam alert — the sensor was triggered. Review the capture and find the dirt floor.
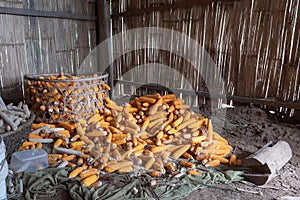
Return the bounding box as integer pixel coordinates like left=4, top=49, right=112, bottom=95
left=181, top=105, right=300, bottom=200
left=37, top=105, right=300, bottom=200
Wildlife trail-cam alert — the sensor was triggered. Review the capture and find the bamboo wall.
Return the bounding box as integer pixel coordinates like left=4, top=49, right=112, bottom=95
left=111, top=0, right=300, bottom=114
left=0, top=0, right=97, bottom=102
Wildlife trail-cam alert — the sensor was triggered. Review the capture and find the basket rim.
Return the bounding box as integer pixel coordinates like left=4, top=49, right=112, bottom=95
left=24, top=72, right=109, bottom=83
left=0, top=112, right=35, bottom=137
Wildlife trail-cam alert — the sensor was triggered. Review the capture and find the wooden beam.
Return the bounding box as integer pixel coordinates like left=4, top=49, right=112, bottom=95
left=111, top=0, right=236, bottom=18
left=0, top=6, right=97, bottom=21
left=96, top=0, right=114, bottom=99
left=115, top=79, right=300, bottom=110
left=96, top=0, right=111, bottom=43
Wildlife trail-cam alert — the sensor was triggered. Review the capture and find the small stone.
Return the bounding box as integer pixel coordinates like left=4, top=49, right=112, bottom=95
left=5, top=125, right=11, bottom=131
left=132, top=187, right=138, bottom=195
left=150, top=180, right=157, bottom=187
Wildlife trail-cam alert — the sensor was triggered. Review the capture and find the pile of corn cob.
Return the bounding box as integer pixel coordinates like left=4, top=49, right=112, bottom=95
left=19, top=93, right=240, bottom=187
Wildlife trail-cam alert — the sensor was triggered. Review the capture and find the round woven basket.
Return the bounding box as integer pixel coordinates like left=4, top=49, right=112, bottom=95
left=24, top=73, right=109, bottom=123
left=0, top=113, right=35, bottom=156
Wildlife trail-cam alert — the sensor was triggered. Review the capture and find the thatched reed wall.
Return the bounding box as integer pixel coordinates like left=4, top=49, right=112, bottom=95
left=110, top=0, right=300, bottom=115
left=0, top=0, right=97, bottom=102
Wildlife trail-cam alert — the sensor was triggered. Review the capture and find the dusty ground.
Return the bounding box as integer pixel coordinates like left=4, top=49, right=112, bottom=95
left=38, top=105, right=300, bottom=200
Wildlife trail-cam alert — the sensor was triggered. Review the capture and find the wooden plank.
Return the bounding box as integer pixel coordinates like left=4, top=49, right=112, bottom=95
left=115, top=79, right=300, bottom=110
left=88, top=1, right=96, bottom=16
left=25, top=40, right=43, bottom=74
left=74, top=22, right=89, bottom=48
left=111, top=0, right=237, bottom=18
left=0, top=0, right=22, bottom=9
left=0, top=6, right=97, bottom=21
left=54, top=19, right=71, bottom=51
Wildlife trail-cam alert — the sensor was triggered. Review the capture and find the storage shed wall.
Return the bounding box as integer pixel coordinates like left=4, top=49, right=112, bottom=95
left=111, top=0, right=300, bottom=113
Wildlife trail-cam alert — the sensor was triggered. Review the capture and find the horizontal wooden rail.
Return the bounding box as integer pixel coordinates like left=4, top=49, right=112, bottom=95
left=111, top=0, right=236, bottom=18
left=115, top=79, right=300, bottom=110
left=0, top=6, right=97, bottom=21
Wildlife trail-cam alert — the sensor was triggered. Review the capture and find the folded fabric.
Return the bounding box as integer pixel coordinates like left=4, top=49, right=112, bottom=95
left=10, top=167, right=243, bottom=200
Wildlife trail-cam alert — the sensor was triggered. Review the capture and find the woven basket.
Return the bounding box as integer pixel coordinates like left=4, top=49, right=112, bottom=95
left=24, top=73, right=109, bottom=123
left=0, top=113, right=35, bottom=156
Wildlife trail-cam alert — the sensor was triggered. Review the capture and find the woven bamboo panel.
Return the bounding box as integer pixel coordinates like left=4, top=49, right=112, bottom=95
left=111, top=0, right=300, bottom=112
left=0, top=0, right=97, bottom=102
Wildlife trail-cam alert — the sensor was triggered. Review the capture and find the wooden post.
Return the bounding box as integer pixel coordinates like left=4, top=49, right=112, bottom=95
left=96, top=0, right=114, bottom=99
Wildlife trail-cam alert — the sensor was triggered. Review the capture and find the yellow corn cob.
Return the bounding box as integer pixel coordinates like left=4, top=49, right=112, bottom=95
left=48, top=154, right=63, bottom=160
left=113, top=138, right=126, bottom=146
left=179, top=160, right=195, bottom=168
left=58, top=130, right=71, bottom=138
left=145, top=93, right=161, bottom=99
left=71, top=141, right=85, bottom=148
left=71, top=134, right=80, bottom=142
left=172, top=116, right=183, bottom=128
left=149, top=104, right=160, bottom=115
left=133, top=149, right=144, bottom=155
left=132, top=143, right=145, bottom=152
left=148, top=118, right=163, bottom=129
left=77, top=158, right=84, bottom=165
left=139, top=96, right=156, bottom=104
left=211, top=155, right=229, bottom=164
left=162, top=94, right=176, bottom=99
left=103, top=83, right=111, bottom=90
left=161, top=112, right=174, bottom=129
left=182, top=152, right=194, bottom=159
left=125, top=120, right=140, bottom=131
left=229, top=155, right=237, bottom=167
left=36, top=143, right=42, bottom=148
left=191, top=135, right=206, bottom=143
left=206, top=159, right=221, bottom=167
left=148, top=170, right=162, bottom=177
left=76, top=125, right=86, bottom=136
left=28, top=134, right=42, bottom=139
left=104, top=161, right=133, bottom=173
left=87, top=114, right=103, bottom=124
left=67, top=162, right=76, bottom=168
left=175, top=104, right=190, bottom=110
left=187, top=170, right=201, bottom=175
left=58, top=122, right=75, bottom=133
left=21, top=142, right=37, bottom=147
left=69, top=167, right=84, bottom=178
left=144, top=157, right=155, bottom=170
left=32, top=123, right=55, bottom=129
left=81, top=175, right=99, bottom=187
left=54, top=138, right=63, bottom=148
left=176, top=118, right=197, bottom=131
left=172, top=144, right=191, bottom=159
left=156, top=131, right=164, bottom=140
left=141, top=117, right=150, bottom=131
left=118, top=165, right=133, bottom=174
left=213, top=132, right=229, bottom=145
left=151, top=145, right=171, bottom=153
left=149, top=112, right=165, bottom=121
left=112, top=149, right=122, bottom=161
left=80, top=170, right=99, bottom=179
left=62, top=155, right=76, bottom=161
left=165, top=162, right=175, bottom=171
